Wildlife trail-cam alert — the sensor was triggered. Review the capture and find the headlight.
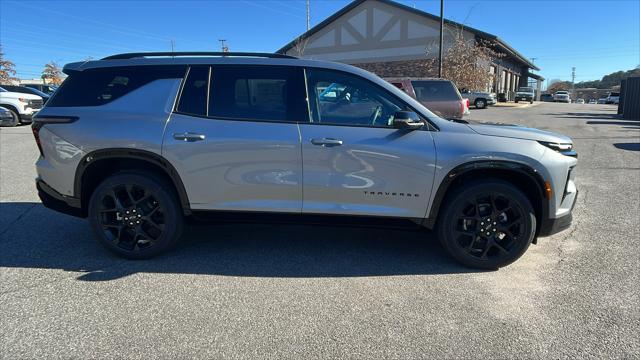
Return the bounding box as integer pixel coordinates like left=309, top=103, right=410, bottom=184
left=539, top=141, right=577, bottom=157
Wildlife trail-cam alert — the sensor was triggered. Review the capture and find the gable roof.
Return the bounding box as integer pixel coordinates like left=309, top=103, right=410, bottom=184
left=277, top=0, right=539, bottom=71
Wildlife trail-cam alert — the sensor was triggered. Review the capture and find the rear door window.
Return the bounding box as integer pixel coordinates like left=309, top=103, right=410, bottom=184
left=411, top=80, right=459, bottom=102
left=208, top=65, right=306, bottom=122
left=176, top=66, right=209, bottom=117
left=47, top=66, right=185, bottom=107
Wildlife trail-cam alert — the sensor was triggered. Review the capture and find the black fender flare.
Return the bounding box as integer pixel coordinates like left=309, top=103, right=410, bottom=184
left=74, top=148, right=191, bottom=215
left=423, top=160, right=548, bottom=228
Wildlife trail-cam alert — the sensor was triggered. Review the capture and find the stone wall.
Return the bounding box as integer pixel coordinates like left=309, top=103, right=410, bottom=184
left=351, top=59, right=438, bottom=78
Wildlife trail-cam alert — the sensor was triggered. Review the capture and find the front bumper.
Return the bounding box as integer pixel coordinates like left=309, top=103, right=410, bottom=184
left=539, top=189, right=578, bottom=237
left=36, top=178, right=84, bottom=217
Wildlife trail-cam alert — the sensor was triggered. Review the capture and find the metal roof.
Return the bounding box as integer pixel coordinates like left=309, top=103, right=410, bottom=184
left=277, top=0, right=539, bottom=71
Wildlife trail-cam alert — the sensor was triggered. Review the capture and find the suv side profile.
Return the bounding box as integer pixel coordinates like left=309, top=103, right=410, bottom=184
left=34, top=52, right=578, bottom=269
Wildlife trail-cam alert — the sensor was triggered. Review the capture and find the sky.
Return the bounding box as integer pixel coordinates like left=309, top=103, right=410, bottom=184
left=1, top=0, right=639, bottom=88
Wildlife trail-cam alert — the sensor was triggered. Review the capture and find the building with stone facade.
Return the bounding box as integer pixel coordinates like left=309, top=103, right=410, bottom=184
left=278, top=0, right=543, bottom=99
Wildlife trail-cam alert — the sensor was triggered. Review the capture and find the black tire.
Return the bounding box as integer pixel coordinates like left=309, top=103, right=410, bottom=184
left=3, top=108, right=20, bottom=127
left=88, top=171, right=184, bottom=259
left=530, top=99, right=533, bottom=104
left=437, top=180, right=536, bottom=269
left=474, top=98, right=487, bottom=109
left=515, top=99, right=519, bottom=103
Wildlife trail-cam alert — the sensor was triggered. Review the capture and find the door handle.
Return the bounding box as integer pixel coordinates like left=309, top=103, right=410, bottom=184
left=311, top=138, right=343, bottom=147
left=173, top=132, right=205, bottom=142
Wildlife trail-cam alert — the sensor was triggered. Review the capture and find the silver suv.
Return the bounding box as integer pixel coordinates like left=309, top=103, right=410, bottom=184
left=33, top=52, right=578, bottom=269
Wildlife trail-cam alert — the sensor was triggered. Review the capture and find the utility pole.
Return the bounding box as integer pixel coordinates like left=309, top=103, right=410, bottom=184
left=306, top=0, right=310, bottom=31
left=218, top=39, right=228, bottom=53
left=438, top=0, right=444, bottom=78
left=571, top=66, right=576, bottom=100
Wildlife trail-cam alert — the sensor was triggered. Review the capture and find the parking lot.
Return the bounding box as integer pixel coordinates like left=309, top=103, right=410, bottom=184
left=1, top=103, right=638, bottom=358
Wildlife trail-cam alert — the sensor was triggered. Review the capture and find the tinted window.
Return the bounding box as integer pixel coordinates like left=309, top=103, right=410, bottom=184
left=411, top=80, right=460, bottom=102
left=208, top=65, right=306, bottom=122
left=47, top=66, right=185, bottom=107
left=306, top=69, right=405, bottom=128
left=177, top=66, right=209, bottom=116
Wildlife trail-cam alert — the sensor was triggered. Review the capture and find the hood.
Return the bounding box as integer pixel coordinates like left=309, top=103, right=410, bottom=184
left=0, top=91, right=42, bottom=100
left=466, top=120, right=572, bottom=143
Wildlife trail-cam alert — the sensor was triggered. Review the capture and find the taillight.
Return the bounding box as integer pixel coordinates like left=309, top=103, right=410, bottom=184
left=31, top=115, right=79, bottom=158
left=465, top=98, right=470, bottom=108
left=31, top=122, right=44, bottom=157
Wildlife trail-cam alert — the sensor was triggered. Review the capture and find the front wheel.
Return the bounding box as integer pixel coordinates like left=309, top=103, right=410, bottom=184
left=437, top=180, right=536, bottom=269
left=88, top=172, right=184, bottom=259
left=474, top=99, right=487, bottom=109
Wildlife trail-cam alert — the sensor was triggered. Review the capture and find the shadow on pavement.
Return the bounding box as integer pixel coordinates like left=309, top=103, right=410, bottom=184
left=0, top=203, right=478, bottom=282
left=613, top=143, right=640, bottom=152
left=546, top=112, right=623, bottom=120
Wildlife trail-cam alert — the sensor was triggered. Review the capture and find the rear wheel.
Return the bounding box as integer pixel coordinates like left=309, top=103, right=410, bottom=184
left=474, top=98, right=487, bottom=109
left=88, top=172, right=184, bottom=259
left=437, top=180, right=536, bottom=269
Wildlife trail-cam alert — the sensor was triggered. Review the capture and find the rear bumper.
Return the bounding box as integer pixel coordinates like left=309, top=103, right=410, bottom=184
left=36, top=178, right=84, bottom=218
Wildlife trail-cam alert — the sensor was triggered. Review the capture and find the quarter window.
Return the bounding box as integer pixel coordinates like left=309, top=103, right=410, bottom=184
left=208, top=65, right=306, bottom=122
left=305, top=69, right=404, bottom=128
left=47, top=66, right=185, bottom=107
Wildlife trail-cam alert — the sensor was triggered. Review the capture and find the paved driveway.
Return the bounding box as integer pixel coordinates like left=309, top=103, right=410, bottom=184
left=1, top=103, right=638, bottom=359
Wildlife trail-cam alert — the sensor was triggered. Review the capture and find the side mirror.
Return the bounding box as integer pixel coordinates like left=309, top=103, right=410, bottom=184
left=393, top=111, right=424, bottom=130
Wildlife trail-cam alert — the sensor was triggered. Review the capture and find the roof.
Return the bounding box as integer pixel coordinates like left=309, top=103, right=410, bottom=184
left=277, top=0, right=539, bottom=71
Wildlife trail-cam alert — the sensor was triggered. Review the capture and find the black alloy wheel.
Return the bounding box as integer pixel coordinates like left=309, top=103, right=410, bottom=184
left=88, top=172, right=183, bottom=259
left=438, top=180, right=536, bottom=269
left=475, top=99, right=486, bottom=109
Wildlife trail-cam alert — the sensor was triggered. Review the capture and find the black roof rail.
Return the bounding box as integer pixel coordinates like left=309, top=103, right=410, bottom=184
left=102, top=52, right=298, bottom=60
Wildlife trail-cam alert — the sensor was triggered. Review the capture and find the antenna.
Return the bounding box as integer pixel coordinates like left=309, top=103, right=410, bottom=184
left=218, top=39, right=229, bottom=53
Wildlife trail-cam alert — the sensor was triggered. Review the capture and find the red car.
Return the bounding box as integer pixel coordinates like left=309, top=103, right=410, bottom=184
left=386, top=78, right=469, bottom=120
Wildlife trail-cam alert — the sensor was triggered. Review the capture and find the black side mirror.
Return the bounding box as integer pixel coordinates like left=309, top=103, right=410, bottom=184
left=393, top=111, right=424, bottom=130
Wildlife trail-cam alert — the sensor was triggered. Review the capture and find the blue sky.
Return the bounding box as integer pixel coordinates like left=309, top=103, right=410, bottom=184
left=1, top=0, right=639, bottom=88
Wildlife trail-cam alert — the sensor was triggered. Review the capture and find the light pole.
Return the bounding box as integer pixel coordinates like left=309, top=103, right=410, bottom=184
left=438, top=0, right=444, bottom=78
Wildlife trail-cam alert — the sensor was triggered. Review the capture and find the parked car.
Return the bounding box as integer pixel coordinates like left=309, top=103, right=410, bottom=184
left=0, top=86, right=44, bottom=124
left=576, top=98, right=585, bottom=104
left=540, top=93, right=554, bottom=102
left=597, top=98, right=607, bottom=104
left=606, top=92, right=620, bottom=104
left=459, top=89, right=495, bottom=109
left=33, top=52, right=578, bottom=269
left=588, top=99, right=597, bottom=104
left=514, top=87, right=535, bottom=103
left=1, top=85, right=51, bottom=104
left=553, top=91, right=571, bottom=103
left=387, top=78, right=468, bottom=119
left=0, top=105, right=18, bottom=126
left=23, top=84, right=58, bottom=95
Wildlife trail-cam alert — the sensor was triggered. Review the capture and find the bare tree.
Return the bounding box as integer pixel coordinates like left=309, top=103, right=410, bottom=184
left=0, top=45, right=17, bottom=84
left=291, top=37, right=309, bottom=57
left=424, top=29, right=504, bottom=91
left=42, top=61, right=64, bottom=85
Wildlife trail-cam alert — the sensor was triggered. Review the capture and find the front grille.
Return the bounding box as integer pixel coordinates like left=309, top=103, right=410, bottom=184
left=28, top=99, right=44, bottom=109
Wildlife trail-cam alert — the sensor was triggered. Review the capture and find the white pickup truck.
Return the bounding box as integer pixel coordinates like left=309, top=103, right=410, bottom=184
left=0, top=86, right=44, bottom=124
left=553, top=91, right=571, bottom=103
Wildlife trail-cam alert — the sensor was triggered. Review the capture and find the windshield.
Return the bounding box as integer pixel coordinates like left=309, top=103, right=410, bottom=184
left=518, top=87, right=533, bottom=92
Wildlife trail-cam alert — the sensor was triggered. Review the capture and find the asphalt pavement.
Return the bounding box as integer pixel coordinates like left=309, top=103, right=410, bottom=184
left=1, top=102, right=638, bottom=359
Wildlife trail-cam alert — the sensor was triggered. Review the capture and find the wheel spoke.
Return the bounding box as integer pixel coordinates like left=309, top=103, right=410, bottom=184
left=493, top=242, right=509, bottom=254
left=108, top=190, right=125, bottom=212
